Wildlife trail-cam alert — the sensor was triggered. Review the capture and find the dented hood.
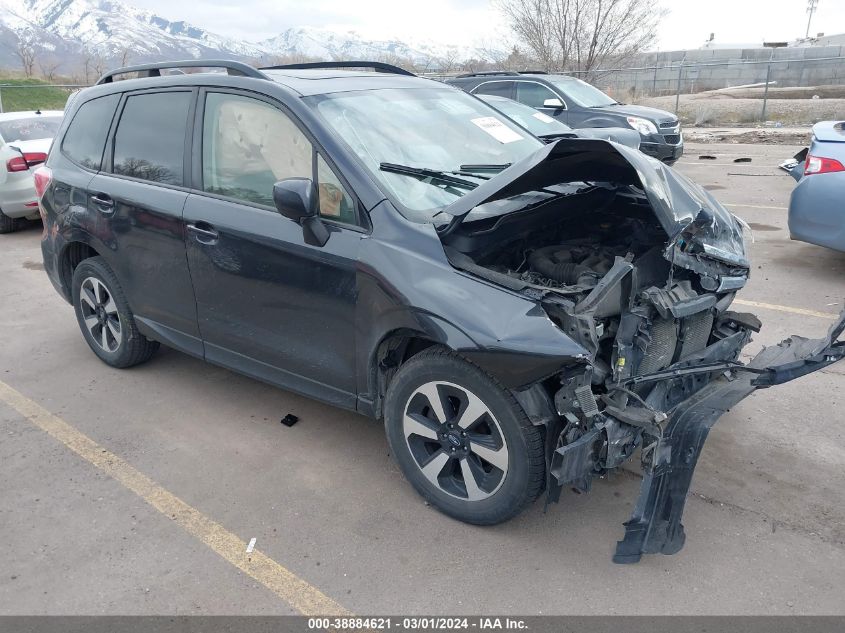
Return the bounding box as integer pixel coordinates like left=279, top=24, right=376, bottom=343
left=442, top=138, right=748, bottom=268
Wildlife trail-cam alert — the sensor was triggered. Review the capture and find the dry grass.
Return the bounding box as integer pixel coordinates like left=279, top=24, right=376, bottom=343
left=637, top=93, right=845, bottom=127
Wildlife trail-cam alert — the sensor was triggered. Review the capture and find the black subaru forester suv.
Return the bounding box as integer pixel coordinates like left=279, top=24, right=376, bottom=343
left=36, top=60, right=844, bottom=563
left=447, top=71, right=684, bottom=164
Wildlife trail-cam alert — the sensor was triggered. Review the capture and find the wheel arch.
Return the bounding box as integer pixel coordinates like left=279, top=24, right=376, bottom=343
left=59, top=240, right=104, bottom=301
left=368, top=329, right=445, bottom=420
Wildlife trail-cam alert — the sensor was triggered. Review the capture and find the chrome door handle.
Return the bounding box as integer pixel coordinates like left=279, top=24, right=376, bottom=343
left=186, top=222, right=219, bottom=243
left=91, top=193, right=114, bottom=210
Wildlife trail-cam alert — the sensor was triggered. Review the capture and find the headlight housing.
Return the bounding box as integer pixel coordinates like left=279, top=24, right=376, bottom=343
left=626, top=116, right=658, bottom=136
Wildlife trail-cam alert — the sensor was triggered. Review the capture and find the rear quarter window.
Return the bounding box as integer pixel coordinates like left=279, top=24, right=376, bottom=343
left=61, top=94, right=120, bottom=170
left=472, top=81, right=514, bottom=99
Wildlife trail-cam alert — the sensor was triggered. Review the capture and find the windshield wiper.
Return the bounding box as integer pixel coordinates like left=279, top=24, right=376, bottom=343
left=459, top=163, right=511, bottom=173
left=379, top=162, right=481, bottom=191
left=540, top=132, right=578, bottom=140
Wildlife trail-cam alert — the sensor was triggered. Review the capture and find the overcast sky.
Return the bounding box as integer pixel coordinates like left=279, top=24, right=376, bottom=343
left=131, top=0, right=845, bottom=50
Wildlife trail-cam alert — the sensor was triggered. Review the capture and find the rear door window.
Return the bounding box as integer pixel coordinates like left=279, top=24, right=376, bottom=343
left=472, top=81, right=515, bottom=99
left=515, top=82, right=562, bottom=109
left=61, top=94, right=120, bottom=170
left=112, top=91, right=192, bottom=186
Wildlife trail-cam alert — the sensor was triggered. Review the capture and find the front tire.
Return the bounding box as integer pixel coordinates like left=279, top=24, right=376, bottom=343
left=71, top=257, right=159, bottom=368
left=384, top=347, right=544, bottom=525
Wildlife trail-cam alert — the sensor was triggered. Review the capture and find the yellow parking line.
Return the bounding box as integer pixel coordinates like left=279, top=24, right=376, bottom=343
left=734, top=298, right=839, bottom=320
left=0, top=379, right=349, bottom=617
left=724, top=203, right=788, bottom=211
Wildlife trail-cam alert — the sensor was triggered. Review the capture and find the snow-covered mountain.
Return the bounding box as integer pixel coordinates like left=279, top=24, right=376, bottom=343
left=0, top=0, right=264, bottom=61
left=258, top=27, right=483, bottom=67
left=0, top=0, right=498, bottom=74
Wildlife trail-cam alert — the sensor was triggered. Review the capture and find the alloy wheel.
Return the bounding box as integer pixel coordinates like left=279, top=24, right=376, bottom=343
left=403, top=381, right=509, bottom=501
left=79, top=277, right=122, bottom=353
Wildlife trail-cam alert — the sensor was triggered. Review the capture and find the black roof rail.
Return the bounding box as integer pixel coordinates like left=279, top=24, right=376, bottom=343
left=259, top=61, right=415, bottom=77
left=518, top=70, right=549, bottom=75
left=96, top=59, right=266, bottom=85
left=455, top=71, right=520, bottom=78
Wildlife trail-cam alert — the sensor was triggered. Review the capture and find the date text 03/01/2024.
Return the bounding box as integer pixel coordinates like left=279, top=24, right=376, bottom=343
left=307, top=617, right=528, bottom=630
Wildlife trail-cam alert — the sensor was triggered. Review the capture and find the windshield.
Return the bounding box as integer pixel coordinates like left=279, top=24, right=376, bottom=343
left=481, top=96, right=573, bottom=137
left=551, top=78, right=617, bottom=108
left=0, top=116, right=62, bottom=142
left=309, top=87, right=543, bottom=221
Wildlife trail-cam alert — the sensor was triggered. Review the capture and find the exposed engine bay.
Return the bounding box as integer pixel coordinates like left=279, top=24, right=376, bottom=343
left=440, top=145, right=845, bottom=563
left=444, top=186, right=756, bottom=392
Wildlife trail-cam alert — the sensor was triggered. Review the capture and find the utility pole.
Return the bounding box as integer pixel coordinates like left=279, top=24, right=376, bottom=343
left=674, top=54, right=685, bottom=115
left=762, top=41, right=788, bottom=121
left=806, top=0, right=819, bottom=39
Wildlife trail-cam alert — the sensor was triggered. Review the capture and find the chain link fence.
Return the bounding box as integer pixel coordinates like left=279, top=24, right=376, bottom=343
left=568, top=54, right=845, bottom=123
left=4, top=52, right=845, bottom=125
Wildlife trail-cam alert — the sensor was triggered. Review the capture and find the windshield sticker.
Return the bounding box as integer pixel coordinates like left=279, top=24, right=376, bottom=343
left=470, top=117, right=524, bottom=144
left=532, top=112, right=556, bottom=124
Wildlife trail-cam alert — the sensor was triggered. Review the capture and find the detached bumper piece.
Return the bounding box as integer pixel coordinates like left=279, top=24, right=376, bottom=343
left=615, top=310, right=844, bottom=563
left=551, top=309, right=845, bottom=564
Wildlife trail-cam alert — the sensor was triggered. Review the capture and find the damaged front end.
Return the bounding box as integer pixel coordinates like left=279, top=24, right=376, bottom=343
left=440, top=138, right=845, bottom=563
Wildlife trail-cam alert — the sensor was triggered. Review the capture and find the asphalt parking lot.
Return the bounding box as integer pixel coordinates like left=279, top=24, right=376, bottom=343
left=1, top=142, right=844, bottom=616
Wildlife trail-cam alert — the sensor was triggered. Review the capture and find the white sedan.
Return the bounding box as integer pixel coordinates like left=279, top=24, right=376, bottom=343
left=0, top=110, right=63, bottom=233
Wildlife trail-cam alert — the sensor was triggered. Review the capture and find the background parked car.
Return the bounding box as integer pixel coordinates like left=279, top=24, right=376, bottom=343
left=447, top=71, right=683, bottom=164
left=788, top=120, right=845, bottom=252
left=0, top=110, right=64, bottom=233
left=476, top=93, right=641, bottom=149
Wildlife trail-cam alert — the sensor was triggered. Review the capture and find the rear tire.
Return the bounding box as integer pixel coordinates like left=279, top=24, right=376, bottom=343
left=0, top=209, right=20, bottom=234
left=384, top=346, right=544, bottom=525
left=71, top=257, right=159, bottom=368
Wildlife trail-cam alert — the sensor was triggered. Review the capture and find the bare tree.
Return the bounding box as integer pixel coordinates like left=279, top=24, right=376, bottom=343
left=75, top=42, right=107, bottom=83
left=437, top=48, right=461, bottom=74
left=503, top=46, right=535, bottom=71
left=15, top=33, right=38, bottom=78
left=416, top=56, right=437, bottom=74
left=119, top=46, right=133, bottom=67
left=264, top=52, right=323, bottom=66
left=496, top=0, right=664, bottom=75
left=373, top=52, right=418, bottom=73
left=91, top=51, right=107, bottom=80
left=80, top=46, right=94, bottom=83
left=38, top=56, right=62, bottom=82
left=474, top=42, right=534, bottom=72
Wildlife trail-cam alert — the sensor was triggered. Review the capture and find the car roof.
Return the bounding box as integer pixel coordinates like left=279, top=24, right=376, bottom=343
left=452, top=73, right=576, bottom=83
left=0, top=110, right=64, bottom=121
left=81, top=68, right=449, bottom=101
left=262, top=69, right=444, bottom=96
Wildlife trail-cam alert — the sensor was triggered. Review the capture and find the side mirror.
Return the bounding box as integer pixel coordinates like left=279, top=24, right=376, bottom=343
left=543, top=98, right=564, bottom=109
left=273, top=178, right=318, bottom=222
left=272, top=178, right=329, bottom=247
